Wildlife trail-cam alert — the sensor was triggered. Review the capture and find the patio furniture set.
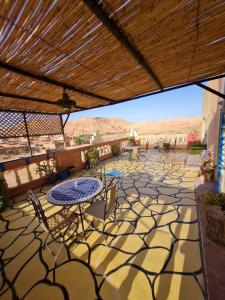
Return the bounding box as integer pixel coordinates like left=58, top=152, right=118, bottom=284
left=27, top=167, right=120, bottom=262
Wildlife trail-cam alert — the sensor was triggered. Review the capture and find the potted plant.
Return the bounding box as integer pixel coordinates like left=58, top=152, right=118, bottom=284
left=200, top=191, right=225, bottom=245
left=36, top=159, right=57, bottom=184
left=0, top=175, right=9, bottom=212
left=112, top=144, right=121, bottom=156
left=128, top=137, right=136, bottom=146
left=85, top=148, right=99, bottom=169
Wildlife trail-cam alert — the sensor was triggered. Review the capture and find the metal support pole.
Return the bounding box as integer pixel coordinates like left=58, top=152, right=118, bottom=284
left=60, top=115, right=66, bottom=148
left=195, top=83, right=225, bottom=100
left=63, top=112, right=71, bottom=128
left=23, top=112, right=33, bottom=156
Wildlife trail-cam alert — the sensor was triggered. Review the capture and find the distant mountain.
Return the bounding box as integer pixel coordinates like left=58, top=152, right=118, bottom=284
left=65, top=117, right=131, bottom=136
left=64, top=116, right=201, bottom=136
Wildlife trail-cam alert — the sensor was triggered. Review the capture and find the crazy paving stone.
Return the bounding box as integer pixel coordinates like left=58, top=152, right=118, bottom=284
left=100, top=265, right=153, bottom=300
left=0, top=288, right=13, bottom=300
left=24, top=283, right=65, bottom=300
left=134, top=216, right=155, bottom=234
left=157, top=187, right=180, bottom=195
left=132, top=203, right=152, bottom=217
left=154, top=274, right=204, bottom=300
left=105, top=221, right=134, bottom=235
left=166, top=240, right=201, bottom=273
left=8, top=215, right=34, bottom=230
left=0, top=228, right=24, bottom=249
left=155, top=210, right=178, bottom=226
left=176, top=192, right=195, bottom=199
left=55, top=261, right=97, bottom=300
left=170, top=222, right=199, bottom=240
left=158, top=195, right=179, bottom=205
left=179, top=198, right=196, bottom=206
left=110, top=234, right=144, bottom=253
left=90, top=244, right=130, bottom=274
left=70, top=242, right=90, bottom=263
left=14, top=254, right=46, bottom=299
left=2, top=233, right=34, bottom=260
left=178, top=206, right=197, bottom=222
left=145, top=226, right=174, bottom=249
left=4, top=239, right=41, bottom=281
left=138, top=187, right=158, bottom=196
left=130, top=248, right=169, bottom=273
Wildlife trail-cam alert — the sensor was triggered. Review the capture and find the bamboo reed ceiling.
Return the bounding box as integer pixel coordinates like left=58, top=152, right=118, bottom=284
left=0, top=0, right=224, bottom=114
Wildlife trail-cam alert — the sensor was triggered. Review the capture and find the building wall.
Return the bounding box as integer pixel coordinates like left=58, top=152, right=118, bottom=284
left=202, top=79, right=223, bottom=163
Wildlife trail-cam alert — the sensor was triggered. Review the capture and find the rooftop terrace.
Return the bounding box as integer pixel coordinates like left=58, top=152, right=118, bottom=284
left=0, top=150, right=205, bottom=300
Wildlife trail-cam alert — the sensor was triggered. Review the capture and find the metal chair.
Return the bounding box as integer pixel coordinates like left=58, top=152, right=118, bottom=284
left=84, top=178, right=120, bottom=242
left=27, top=190, right=79, bottom=262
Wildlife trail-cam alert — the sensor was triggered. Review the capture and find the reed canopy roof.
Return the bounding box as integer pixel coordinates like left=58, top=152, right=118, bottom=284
left=0, top=0, right=224, bottom=114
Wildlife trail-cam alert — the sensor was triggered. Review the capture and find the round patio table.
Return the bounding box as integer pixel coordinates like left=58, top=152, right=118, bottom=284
left=47, top=177, right=104, bottom=238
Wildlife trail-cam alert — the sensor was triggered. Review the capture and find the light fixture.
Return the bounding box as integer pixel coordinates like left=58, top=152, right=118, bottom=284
left=56, top=88, right=76, bottom=112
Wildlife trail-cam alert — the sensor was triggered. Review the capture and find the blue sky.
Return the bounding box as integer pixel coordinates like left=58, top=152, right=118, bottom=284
left=69, top=85, right=203, bottom=122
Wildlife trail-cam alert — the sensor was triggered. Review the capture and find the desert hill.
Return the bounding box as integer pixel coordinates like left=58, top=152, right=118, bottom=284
left=64, top=116, right=201, bottom=136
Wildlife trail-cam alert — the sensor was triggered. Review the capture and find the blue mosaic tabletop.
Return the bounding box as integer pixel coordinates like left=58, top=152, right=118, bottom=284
left=47, top=177, right=103, bottom=205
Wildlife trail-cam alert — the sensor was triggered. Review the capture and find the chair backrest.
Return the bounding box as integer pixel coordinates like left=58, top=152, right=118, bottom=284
left=27, top=190, right=49, bottom=230
left=105, top=178, right=119, bottom=215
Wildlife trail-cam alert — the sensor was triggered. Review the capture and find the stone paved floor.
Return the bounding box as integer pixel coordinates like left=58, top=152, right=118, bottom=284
left=0, top=150, right=206, bottom=300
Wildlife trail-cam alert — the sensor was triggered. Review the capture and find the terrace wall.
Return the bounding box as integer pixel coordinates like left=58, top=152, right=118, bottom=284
left=0, top=138, right=128, bottom=197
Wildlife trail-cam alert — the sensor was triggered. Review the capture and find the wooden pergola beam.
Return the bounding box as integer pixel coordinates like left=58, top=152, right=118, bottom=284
left=0, top=60, right=116, bottom=104
left=0, top=91, right=84, bottom=110
left=83, top=0, right=163, bottom=90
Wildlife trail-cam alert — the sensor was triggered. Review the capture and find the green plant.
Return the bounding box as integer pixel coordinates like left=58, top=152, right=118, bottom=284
left=0, top=175, right=9, bottom=212
left=128, top=136, right=135, bottom=146
left=200, top=191, right=225, bottom=210
left=190, top=140, right=206, bottom=149
left=112, top=144, right=121, bottom=156
left=35, top=159, right=57, bottom=177
left=85, top=148, right=99, bottom=168
left=74, top=134, right=91, bottom=145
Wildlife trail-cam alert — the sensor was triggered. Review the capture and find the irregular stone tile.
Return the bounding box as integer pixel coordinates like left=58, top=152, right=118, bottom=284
left=166, top=240, right=201, bottom=273
left=179, top=182, right=194, bottom=188
left=134, top=181, right=146, bottom=188
left=70, top=242, right=89, bottom=262
left=131, top=248, right=169, bottom=273
left=158, top=195, right=179, bottom=205
left=132, top=203, right=152, bottom=217
left=110, top=234, right=144, bottom=253
left=145, top=226, right=174, bottom=249
left=105, top=221, right=134, bottom=235
left=24, top=282, right=64, bottom=300
left=176, top=192, right=195, bottom=199
left=140, top=195, right=157, bottom=206
left=100, top=265, right=153, bottom=300
left=138, top=187, right=158, bottom=196
left=14, top=254, right=46, bottom=299
left=0, top=288, right=13, bottom=300
left=4, top=239, right=41, bottom=281
left=158, top=187, right=180, bottom=195
left=116, top=209, right=137, bottom=221
left=55, top=261, right=97, bottom=300
left=3, top=233, right=34, bottom=260
left=149, top=204, right=174, bottom=214
left=155, top=210, right=178, bottom=227
left=4, top=211, right=23, bottom=221
left=134, top=216, right=155, bottom=234
left=170, top=222, right=199, bottom=240
left=178, top=206, right=197, bottom=222
left=125, top=188, right=139, bottom=199
left=90, top=244, right=130, bottom=274
left=163, top=179, right=180, bottom=185
left=179, top=198, right=196, bottom=206
left=0, top=228, right=24, bottom=249
left=154, top=274, right=204, bottom=300
left=8, top=215, right=33, bottom=230
left=0, top=220, right=7, bottom=232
